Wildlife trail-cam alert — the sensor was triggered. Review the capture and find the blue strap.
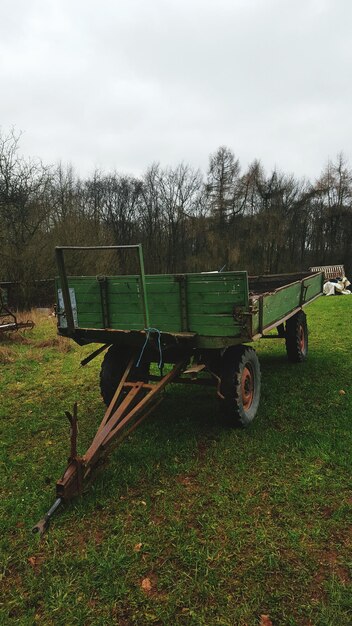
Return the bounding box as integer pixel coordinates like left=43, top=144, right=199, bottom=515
left=136, top=327, right=163, bottom=373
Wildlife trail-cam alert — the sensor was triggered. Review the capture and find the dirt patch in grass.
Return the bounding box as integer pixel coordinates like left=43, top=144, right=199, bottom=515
left=60, top=511, right=109, bottom=555
left=176, top=473, right=199, bottom=492
left=34, top=337, right=72, bottom=352
left=0, top=331, right=31, bottom=345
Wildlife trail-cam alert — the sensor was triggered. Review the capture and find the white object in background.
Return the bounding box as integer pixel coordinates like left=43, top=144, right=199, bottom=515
left=323, top=278, right=351, bottom=296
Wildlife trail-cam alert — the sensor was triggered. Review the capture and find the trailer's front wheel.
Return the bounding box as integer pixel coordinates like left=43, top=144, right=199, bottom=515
left=219, top=346, right=261, bottom=427
left=100, top=346, right=150, bottom=407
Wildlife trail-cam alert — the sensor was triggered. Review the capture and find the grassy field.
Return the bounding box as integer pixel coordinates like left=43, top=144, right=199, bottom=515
left=0, top=297, right=351, bottom=625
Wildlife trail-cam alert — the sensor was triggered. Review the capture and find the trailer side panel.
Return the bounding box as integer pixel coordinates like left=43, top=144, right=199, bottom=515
left=56, top=271, right=249, bottom=338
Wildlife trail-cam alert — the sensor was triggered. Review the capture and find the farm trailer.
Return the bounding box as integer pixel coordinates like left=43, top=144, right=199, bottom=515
left=33, top=245, right=324, bottom=533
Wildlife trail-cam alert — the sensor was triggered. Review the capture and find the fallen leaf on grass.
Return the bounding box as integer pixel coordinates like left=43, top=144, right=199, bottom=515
left=28, top=555, right=44, bottom=572
left=141, top=577, right=152, bottom=592
left=260, top=616, right=273, bottom=626
left=134, top=542, right=142, bottom=552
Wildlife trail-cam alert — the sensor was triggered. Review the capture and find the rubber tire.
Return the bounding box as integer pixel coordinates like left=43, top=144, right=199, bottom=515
left=100, top=345, right=150, bottom=407
left=285, top=311, right=308, bottom=363
left=219, top=345, right=261, bottom=427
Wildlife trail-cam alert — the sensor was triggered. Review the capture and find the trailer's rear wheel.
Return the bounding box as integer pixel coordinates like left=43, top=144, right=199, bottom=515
left=219, top=345, right=261, bottom=427
left=285, top=311, right=308, bottom=362
left=100, top=345, right=150, bottom=407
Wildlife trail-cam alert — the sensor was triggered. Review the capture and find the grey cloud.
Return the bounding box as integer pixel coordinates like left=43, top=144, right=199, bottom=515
left=1, top=0, right=351, bottom=179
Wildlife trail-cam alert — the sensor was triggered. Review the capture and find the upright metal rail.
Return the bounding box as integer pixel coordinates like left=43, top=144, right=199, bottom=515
left=55, top=244, right=150, bottom=333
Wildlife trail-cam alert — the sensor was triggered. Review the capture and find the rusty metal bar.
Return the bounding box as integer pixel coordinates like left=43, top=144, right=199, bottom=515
left=0, top=289, right=34, bottom=333
left=50, top=357, right=187, bottom=507
left=137, top=243, right=150, bottom=328
left=0, top=323, right=18, bottom=332
left=86, top=360, right=186, bottom=461
left=80, top=344, right=110, bottom=367
left=55, top=244, right=150, bottom=330
left=97, top=276, right=110, bottom=328
left=96, top=356, right=135, bottom=434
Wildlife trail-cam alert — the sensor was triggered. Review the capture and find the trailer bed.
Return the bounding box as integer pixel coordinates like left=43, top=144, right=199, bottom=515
left=56, top=255, right=323, bottom=349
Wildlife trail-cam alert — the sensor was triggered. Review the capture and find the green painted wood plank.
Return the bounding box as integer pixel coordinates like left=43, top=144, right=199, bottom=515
left=109, top=285, right=180, bottom=296
left=108, top=298, right=180, bottom=314
left=107, top=287, right=140, bottom=295
left=179, top=303, right=235, bottom=314
left=188, top=314, right=235, bottom=327
left=187, top=284, right=247, bottom=296
left=187, top=293, right=245, bottom=307
left=302, top=274, right=323, bottom=302
left=262, top=282, right=302, bottom=327
left=74, top=306, right=104, bottom=316
left=188, top=325, right=241, bottom=337
left=105, top=300, right=180, bottom=314
left=77, top=319, right=104, bottom=328
left=109, top=324, right=143, bottom=330
left=109, top=313, right=181, bottom=325
left=107, top=293, right=180, bottom=306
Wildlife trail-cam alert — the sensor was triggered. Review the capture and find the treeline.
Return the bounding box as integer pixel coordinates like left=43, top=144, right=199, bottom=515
left=1, top=130, right=351, bottom=307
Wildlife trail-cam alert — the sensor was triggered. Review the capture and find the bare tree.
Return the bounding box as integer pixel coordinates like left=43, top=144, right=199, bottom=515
left=0, top=128, right=51, bottom=304
left=206, top=146, right=243, bottom=226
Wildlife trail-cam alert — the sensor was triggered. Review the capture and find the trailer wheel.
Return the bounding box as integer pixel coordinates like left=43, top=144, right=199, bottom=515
left=285, top=311, right=308, bottom=362
left=219, top=345, right=261, bottom=427
left=100, top=345, right=150, bottom=407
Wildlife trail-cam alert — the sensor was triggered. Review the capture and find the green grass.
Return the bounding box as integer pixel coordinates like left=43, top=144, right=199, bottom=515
left=0, top=298, right=351, bottom=625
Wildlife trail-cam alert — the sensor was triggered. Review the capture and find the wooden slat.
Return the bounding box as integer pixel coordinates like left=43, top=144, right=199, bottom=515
left=60, top=271, right=249, bottom=338
left=262, top=283, right=302, bottom=328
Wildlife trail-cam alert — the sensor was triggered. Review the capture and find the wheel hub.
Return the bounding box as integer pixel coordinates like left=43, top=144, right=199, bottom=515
left=299, top=325, right=306, bottom=352
left=241, top=365, right=254, bottom=410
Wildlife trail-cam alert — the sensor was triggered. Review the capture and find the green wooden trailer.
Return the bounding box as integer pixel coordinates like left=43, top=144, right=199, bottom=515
left=33, top=244, right=323, bottom=533
left=56, top=244, right=323, bottom=425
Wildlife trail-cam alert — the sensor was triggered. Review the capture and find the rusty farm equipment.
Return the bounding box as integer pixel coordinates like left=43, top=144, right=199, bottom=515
left=0, top=288, right=34, bottom=334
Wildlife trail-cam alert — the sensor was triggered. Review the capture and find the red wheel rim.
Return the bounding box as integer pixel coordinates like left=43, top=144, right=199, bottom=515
left=241, top=365, right=254, bottom=411
left=299, top=325, right=305, bottom=352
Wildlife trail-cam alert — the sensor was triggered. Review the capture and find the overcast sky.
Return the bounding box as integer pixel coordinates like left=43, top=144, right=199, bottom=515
left=1, top=0, right=351, bottom=180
